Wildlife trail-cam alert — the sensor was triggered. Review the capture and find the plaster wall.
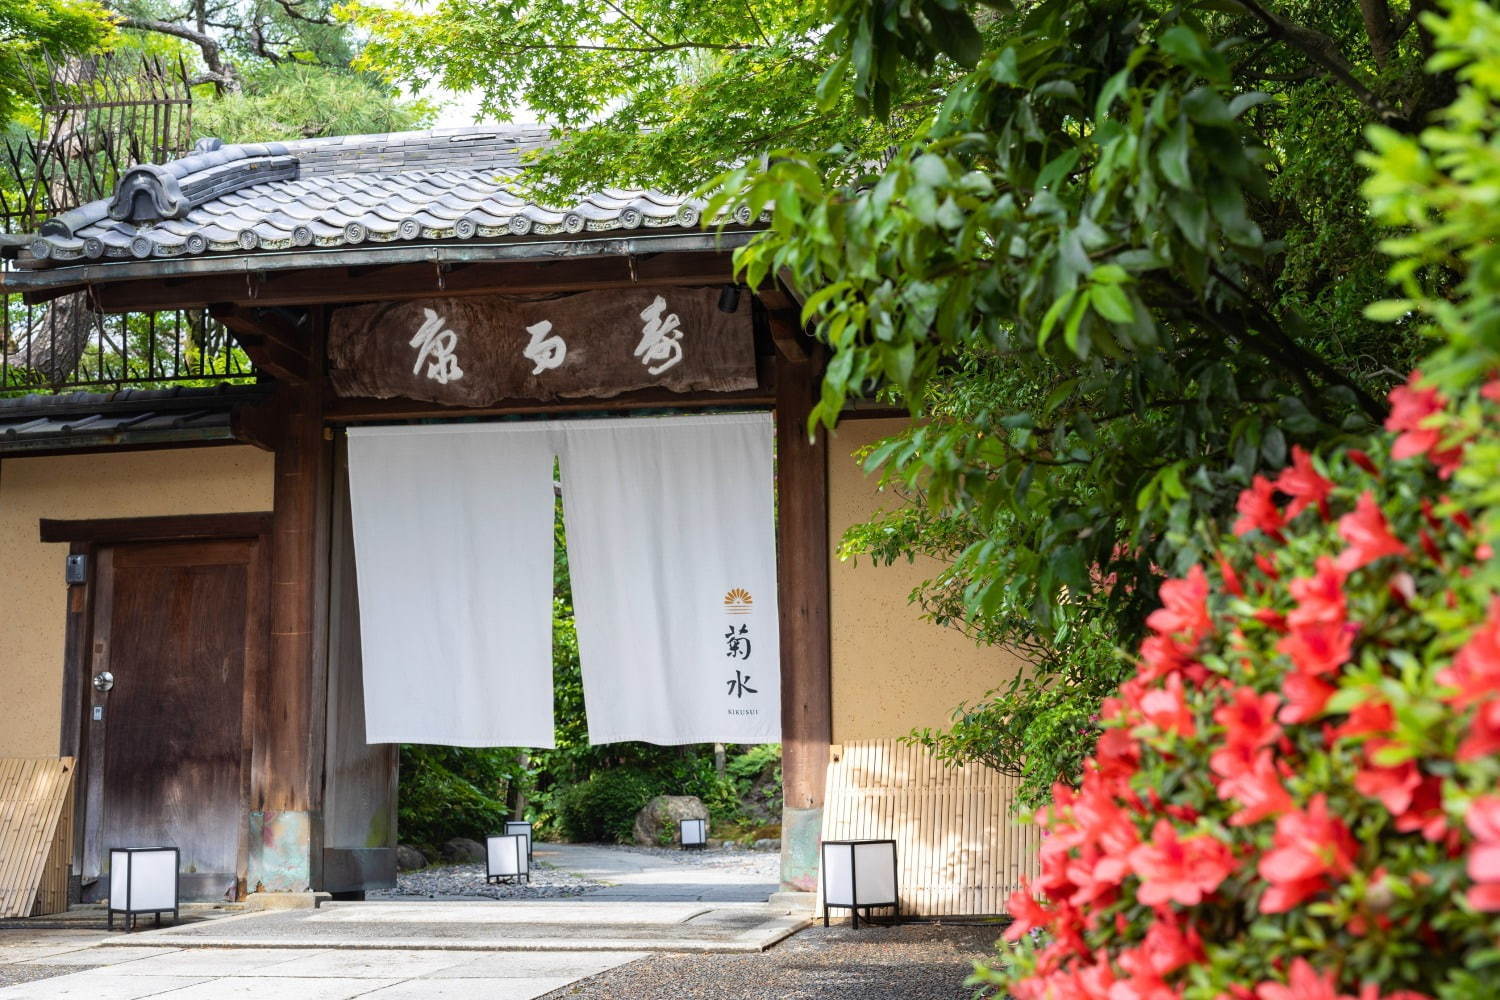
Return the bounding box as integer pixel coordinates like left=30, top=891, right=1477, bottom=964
left=0, top=445, right=275, bottom=757
left=827, top=417, right=1028, bottom=741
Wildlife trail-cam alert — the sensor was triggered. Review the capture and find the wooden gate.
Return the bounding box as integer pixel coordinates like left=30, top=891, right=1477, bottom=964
left=80, top=539, right=262, bottom=901
left=819, top=739, right=1040, bottom=917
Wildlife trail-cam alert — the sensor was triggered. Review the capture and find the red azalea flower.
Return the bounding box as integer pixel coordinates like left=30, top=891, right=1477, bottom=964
left=1347, top=449, right=1379, bottom=475
left=1276, top=446, right=1334, bottom=521
left=1138, top=674, right=1197, bottom=739
left=1252, top=607, right=1290, bottom=632
left=1214, top=687, right=1283, bottom=751
left=1279, top=672, right=1337, bottom=723
left=1212, top=746, right=1294, bottom=826
left=1457, top=698, right=1500, bottom=761
left=1003, top=883, right=1053, bottom=940
left=1093, top=727, right=1141, bottom=786
left=1277, top=621, right=1356, bottom=677
left=1336, top=492, right=1409, bottom=572
left=1218, top=552, right=1246, bottom=597
left=1258, top=795, right=1357, bottom=913
left=1331, top=699, right=1394, bottom=742
left=1235, top=475, right=1286, bottom=538
left=1386, top=372, right=1464, bottom=478
left=1255, top=958, right=1352, bottom=1000
left=1392, top=774, right=1448, bottom=841
left=1139, top=634, right=1198, bottom=682
left=1287, top=557, right=1347, bottom=629
left=1438, top=599, right=1500, bottom=708
left=1465, top=796, right=1500, bottom=912
left=1147, top=565, right=1213, bottom=641
left=1129, top=819, right=1236, bottom=907
left=1353, top=746, right=1423, bottom=815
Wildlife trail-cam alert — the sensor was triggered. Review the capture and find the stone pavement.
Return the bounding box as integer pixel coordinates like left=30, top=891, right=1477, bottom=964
left=537, top=843, right=780, bottom=902
left=0, top=843, right=808, bottom=998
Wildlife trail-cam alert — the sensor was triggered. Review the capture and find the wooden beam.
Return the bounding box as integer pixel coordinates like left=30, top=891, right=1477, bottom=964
left=212, top=305, right=313, bottom=384
left=765, top=309, right=812, bottom=362
left=324, top=385, right=778, bottom=423
left=40, top=512, right=274, bottom=545
left=88, top=251, right=740, bottom=313
left=230, top=395, right=284, bottom=452
left=775, top=352, right=832, bottom=892
left=210, top=304, right=308, bottom=356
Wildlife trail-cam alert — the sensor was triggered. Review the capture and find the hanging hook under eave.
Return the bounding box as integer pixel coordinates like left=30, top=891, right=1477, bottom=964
left=245, top=265, right=260, bottom=300
left=627, top=254, right=638, bottom=284
left=433, top=258, right=446, bottom=291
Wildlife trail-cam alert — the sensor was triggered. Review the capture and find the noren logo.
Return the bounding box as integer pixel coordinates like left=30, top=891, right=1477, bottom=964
left=723, top=588, right=753, bottom=614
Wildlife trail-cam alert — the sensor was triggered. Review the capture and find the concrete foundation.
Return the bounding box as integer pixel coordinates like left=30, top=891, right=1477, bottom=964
left=779, top=806, right=821, bottom=893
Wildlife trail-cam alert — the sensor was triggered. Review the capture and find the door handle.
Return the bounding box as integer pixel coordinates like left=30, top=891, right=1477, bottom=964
left=92, top=671, right=114, bottom=692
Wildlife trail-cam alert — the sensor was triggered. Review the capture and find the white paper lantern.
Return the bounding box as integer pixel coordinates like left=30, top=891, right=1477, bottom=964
left=108, top=847, right=179, bottom=931
left=679, top=817, right=707, bottom=849
left=504, top=820, right=533, bottom=860
left=821, top=839, right=899, bottom=928
left=485, top=833, right=530, bottom=884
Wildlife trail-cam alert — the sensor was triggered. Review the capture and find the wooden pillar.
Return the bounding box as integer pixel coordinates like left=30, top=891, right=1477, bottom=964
left=248, top=312, right=330, bottom=895
left=776, top=355, right=832, bottom=893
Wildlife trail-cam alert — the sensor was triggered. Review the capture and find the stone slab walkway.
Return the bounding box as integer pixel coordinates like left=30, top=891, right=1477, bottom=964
left=0, top=843, right=805, bottom=998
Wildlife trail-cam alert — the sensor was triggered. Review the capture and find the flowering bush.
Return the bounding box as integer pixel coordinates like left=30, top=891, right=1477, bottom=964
left=978, top=3, right=1500, bottom=997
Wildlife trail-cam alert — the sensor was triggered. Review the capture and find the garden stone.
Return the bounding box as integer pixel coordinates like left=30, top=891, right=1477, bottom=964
left=632, top=794, right=708, bottom=846
left=440, top=837, right=486, bottom=863
left=396, top=844, right=429, bottom=870
left=752, top=838, right=781, bottom=851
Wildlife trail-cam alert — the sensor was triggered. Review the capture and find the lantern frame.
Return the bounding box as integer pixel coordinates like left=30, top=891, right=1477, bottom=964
left=107, top=846, right=180, bottom=931
left=504, top=820, right=534, bottom=860
left=484, top=833, right=530, bottom=885
left=820, top=839, right=900, bottom=929
left=679, top=817, right=707, bottom=850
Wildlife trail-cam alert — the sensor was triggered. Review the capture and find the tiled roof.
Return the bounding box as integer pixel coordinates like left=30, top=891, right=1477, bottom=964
left=18, top=126, right=759, bottom=269
left=0, top=384, right=264, bottom=454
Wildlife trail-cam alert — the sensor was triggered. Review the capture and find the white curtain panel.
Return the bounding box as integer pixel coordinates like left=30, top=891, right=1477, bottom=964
left=346, top=423, right=559, bottom=747
left=559, top=413, right=781, bottom=744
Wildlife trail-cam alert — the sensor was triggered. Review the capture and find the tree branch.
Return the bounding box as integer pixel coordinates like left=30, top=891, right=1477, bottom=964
left=1359, top=0, right=1397, bottom=68
left=116, top=15, right=241, bottom=93
left=1227, top=0, right=1404, bottom=127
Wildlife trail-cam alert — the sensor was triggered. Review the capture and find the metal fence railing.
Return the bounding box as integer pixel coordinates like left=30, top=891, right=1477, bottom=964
left=0, top=53, right=257, bottom=397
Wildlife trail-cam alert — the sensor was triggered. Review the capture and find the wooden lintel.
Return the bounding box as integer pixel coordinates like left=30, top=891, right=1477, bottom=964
left=40, top=512, right=273, bottom=545
left=89, top=251, right=739, bottom=313
left=324, top=384, right=777, bottom=423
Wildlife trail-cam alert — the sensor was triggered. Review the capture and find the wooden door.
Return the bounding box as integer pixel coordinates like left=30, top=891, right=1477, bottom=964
left=82, top=539, right=259, bottom=901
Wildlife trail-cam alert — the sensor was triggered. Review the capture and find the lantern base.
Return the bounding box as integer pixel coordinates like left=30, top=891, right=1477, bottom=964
left=822, top=901, right=900, bottom=930
left=108, top=907, right=177, bottom=932
left=485, top=872, right=530, bottom=885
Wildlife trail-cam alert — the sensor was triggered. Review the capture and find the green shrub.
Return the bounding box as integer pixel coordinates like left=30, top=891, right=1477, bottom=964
left=553, top=769, right=656, bottom=843
left=396, top=745, right=525, bottom=853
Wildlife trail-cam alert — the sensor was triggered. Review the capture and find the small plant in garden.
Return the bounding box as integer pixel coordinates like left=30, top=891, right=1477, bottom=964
left=982, top=4, right=1500, bottom=996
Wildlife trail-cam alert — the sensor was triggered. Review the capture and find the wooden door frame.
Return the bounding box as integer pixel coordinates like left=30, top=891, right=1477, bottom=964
left=41, top=512, right=272, bottom=902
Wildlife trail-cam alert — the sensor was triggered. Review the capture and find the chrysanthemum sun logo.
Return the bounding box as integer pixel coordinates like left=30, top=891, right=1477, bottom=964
left=723, top=588, right=753, bottom=614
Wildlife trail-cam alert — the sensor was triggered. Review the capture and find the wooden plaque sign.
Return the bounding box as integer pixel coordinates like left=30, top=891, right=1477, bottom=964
left=328, top=286, right=757, bottom=405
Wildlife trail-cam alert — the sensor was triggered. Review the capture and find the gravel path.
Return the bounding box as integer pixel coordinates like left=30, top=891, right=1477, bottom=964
left=535, top=922, right=1005, bottom=1000
left=369, top=858, right=604, bottom=900
left=606, top=844, right=781, bottom=878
